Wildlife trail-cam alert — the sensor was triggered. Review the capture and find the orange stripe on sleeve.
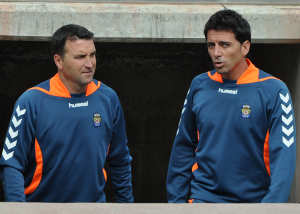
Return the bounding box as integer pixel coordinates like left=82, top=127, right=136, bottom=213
left=264, top=130, right=270, bottom=176
left=27, top=87, right=50, bottom=94
left=24, top=139, right=43, bottom=195
left=258, top=76, right=281, bottom=82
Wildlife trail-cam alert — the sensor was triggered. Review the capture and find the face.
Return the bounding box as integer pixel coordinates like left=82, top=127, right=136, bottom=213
left=54, top=38, right=96, bottom=93
left=207, top=29, right=250, bottom=80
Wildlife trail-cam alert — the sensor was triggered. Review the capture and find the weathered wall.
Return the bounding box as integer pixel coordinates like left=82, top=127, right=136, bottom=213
left=0, top=41, right=299, bottom=202
left=0, top=3, right=300, bottom=43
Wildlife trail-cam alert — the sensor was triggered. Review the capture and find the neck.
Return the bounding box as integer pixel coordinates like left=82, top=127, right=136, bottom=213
left=222, top=58, right=249, bottom=80
left=58, top=72, right=87, bottom=94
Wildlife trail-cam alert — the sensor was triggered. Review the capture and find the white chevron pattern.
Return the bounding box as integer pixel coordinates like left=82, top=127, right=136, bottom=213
left=177, top=89, right=190, bottom=136
left=2, top=105, right=27, bottom=161
left=5, top=138, right=17, bottom=150
left=282, top=115, right=293, bottom=126
left=283, top=136, right=294, bottom=147
left=2, top=150, right=14, bottom=161
left=281, top=104, right=292, bottom=114
left=16, top=105, right=26, bottom=117
left=282, top=126, right=294, bottom=136
left=12, top=116, right=22, bottom=128
left=8, top=127, right=18, bottom=139
left=279, top=93, right=294, bottom=148
left=279, top=93, right=289, bottom=103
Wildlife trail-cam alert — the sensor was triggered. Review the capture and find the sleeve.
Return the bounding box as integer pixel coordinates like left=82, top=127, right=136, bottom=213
left=105, top=95, right=134, bottom=203
left=261, top=84, right=296, bottom=203
left=166, top=82, right=198, bottom=203
left=0, top=92, right=37, bottom=202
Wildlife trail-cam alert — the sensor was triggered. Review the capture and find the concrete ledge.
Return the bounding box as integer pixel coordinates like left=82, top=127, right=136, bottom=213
left=0, top=3, right=300, bottom=43
left=0, top=203, right=300, bottom=213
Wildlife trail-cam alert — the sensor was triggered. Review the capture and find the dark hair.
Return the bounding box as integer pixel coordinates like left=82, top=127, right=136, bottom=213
left=51, top=24, right=94, bottom=58
left=204, top=9, right=251, bottom=44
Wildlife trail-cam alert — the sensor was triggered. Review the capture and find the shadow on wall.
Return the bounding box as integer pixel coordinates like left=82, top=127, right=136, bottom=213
left=0, top=41, right=299, bottom=202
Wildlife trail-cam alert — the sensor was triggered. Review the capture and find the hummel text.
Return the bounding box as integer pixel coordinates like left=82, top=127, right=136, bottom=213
left=69, top=101, right=89, bottom=108
left=218, top=88, right=238, bottom=95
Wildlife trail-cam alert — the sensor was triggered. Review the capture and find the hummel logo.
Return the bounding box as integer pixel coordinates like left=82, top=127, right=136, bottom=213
left=218, top=88, right=238, bottom=95
left=69, top=101, right=88, bottom=108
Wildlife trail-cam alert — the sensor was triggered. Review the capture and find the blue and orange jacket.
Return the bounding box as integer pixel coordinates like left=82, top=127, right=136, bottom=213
left=167, top=59, right=296, bottom=203
left=0, top=73, right=134, bottom=202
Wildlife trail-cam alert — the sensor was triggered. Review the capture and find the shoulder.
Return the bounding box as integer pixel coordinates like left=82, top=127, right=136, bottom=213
left=189, top=72, right=211, bottom=91
left=16, top=80, right=50, bottom=106
left=257, top=70, right=291, bottom=108
left=97, top=82, right=121, bottom=104
left=258, top=69, right=289, bottom=93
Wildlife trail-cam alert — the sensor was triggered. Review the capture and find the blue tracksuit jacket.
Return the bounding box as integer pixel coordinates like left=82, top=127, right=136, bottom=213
left=0, top=73, right=134, bottom=202
left=166, top=59, right=296, bottom=203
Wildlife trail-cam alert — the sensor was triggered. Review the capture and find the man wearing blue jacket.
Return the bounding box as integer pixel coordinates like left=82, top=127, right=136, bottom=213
left=0, top=24, right=134, bottom=202
left=167, top=9, right=296, bottom=203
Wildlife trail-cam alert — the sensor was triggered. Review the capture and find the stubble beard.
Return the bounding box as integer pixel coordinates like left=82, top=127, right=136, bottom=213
left=216, top=68, right=229, bottom=74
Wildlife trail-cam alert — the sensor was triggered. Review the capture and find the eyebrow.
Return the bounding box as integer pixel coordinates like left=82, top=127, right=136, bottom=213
left=75, top=50, right=96, bottom=57
left=207, top=41, right=231, bottom=44
left=219, top=41, right=231, bottom=44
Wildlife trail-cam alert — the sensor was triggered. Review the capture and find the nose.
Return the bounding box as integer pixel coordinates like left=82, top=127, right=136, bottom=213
left=84, top=57, right=94, bottom=68
left=213, top=45, right=222, bottom=58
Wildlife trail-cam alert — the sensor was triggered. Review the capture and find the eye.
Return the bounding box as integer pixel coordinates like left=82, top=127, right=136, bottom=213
left=207, top=43, right=214, bottom=48
left=90, top=52, right=96, bottom=58
left=223, top=43, right=230, bottom=47
left=76, top=55, right=85, bottom=59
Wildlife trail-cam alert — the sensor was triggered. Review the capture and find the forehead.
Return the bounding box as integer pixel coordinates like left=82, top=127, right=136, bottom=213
left=207, top=29, right=237, bottom=42
left=64, top=39, right=95, bottom=53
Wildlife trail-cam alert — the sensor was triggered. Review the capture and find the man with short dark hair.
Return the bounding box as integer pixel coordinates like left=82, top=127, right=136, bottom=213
left=0, top=24, right=134, bottom=202
left=167, top=9, right=296, bottom=203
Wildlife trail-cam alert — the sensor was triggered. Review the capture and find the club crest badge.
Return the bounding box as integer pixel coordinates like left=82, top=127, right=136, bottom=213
left=241, top=104, right=251, bottom=119
left=93, top=112, right=102, bottom=127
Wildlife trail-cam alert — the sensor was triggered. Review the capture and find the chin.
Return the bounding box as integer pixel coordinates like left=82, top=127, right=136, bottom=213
left=216, top=69, right=229, bottom=74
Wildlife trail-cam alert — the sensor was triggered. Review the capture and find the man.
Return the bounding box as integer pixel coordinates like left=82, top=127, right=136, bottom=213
left=167, top=9, right=296, bottom=203
left=0, top=24, right=134, bottom=202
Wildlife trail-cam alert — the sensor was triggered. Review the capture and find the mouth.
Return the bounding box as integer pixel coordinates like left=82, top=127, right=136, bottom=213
left=214, top=61, right=225, bottom=68
left=82, top=70, right=93, bottom=74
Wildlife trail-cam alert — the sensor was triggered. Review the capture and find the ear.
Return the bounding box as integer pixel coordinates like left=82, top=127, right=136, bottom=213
left=241, top=40, right=250, bottom=57
left=54, top=54, right=63, bottom=70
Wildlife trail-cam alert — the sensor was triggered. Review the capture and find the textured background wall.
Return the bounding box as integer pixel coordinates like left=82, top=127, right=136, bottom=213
left=0, top=41, right=299, bottom=202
